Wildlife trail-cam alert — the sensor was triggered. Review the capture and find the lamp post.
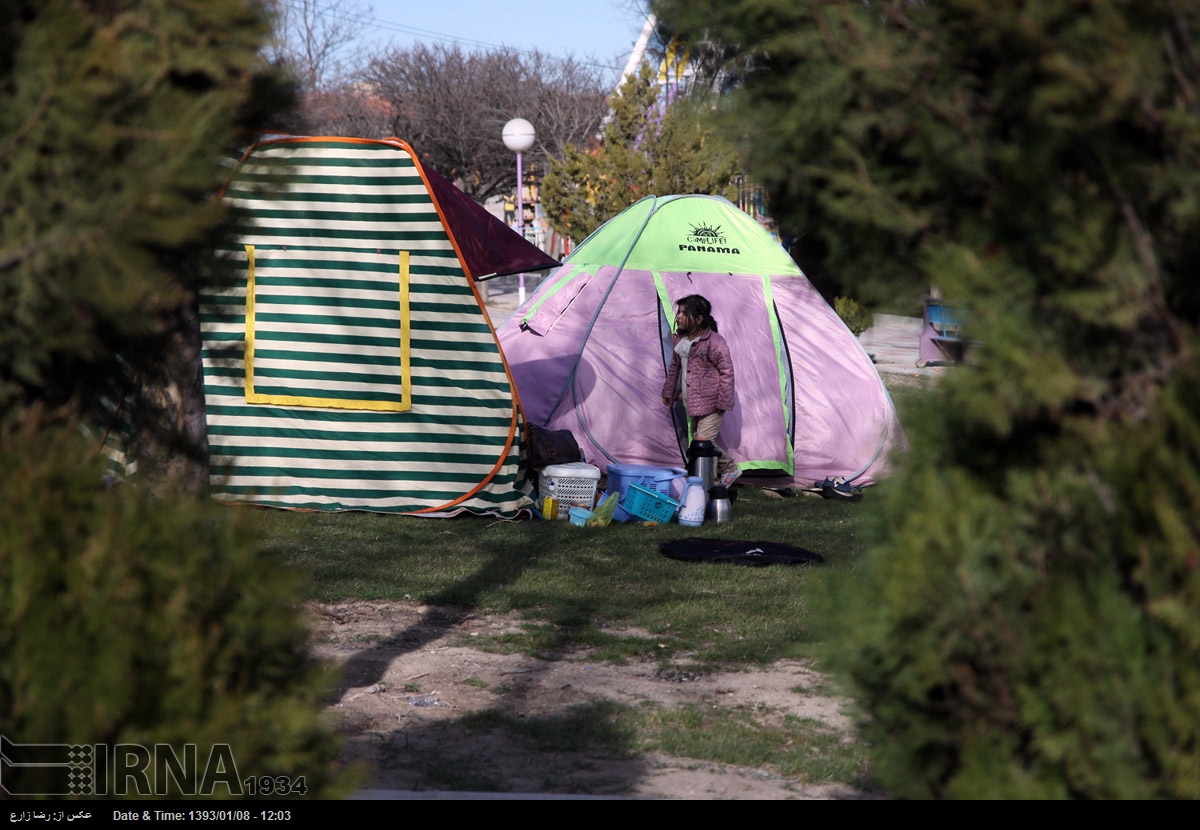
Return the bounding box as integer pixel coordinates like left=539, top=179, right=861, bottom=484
left=502, top=118, right=535, bottom=305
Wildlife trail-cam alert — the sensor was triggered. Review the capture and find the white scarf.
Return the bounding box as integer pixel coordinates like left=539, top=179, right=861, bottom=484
left=674, top=336, right=694, bottom=405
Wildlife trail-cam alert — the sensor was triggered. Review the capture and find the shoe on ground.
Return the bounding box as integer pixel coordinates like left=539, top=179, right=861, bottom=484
left=825, top=479, right=864, bottom=501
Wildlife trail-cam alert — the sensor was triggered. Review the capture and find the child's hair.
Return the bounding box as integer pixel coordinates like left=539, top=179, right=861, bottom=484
left=676, top=294, right=718, bottom=333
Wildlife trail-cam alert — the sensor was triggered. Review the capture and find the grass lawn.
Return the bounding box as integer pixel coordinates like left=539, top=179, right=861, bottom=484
left=258, top=486, right=868, bottom=669
left=249, top=378, right=928, bottom=793
left=255, top=378, right=929, bottom=669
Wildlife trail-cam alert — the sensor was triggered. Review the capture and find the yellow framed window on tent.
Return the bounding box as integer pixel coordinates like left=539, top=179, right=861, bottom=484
left=242, top=246, right=412, bottom=411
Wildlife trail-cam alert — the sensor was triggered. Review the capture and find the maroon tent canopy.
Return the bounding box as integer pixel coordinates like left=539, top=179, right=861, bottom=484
left=418, top=155, right=559, bottom=279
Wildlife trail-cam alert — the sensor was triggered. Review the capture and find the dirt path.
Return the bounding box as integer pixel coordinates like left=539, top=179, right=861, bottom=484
left=310, top=600, right=881, bottom=800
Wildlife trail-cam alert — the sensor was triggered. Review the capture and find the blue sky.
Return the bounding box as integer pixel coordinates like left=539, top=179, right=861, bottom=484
left=341, top=0, right=652, bottom=84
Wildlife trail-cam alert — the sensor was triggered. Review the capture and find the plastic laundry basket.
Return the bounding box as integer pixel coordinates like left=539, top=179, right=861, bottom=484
left=539, top=461, right=601, bottom=519
left=605, top=464, right=686, bottom=523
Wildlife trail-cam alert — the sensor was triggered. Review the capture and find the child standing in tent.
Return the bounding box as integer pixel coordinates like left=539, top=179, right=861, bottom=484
left=661, top=294, right=741, bottom=486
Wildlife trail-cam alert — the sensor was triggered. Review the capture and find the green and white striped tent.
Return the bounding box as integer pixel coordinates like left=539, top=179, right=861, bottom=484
left=200, top=136, right=557, bottom=516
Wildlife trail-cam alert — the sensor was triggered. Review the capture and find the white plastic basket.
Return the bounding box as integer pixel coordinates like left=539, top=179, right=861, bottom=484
left=538, top=462, right=601, bottom=519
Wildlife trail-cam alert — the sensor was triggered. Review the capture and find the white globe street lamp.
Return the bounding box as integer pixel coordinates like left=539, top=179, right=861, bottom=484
left=502, top=118, right=536, bottom=305
left=502, top=117, right=536, bottom=153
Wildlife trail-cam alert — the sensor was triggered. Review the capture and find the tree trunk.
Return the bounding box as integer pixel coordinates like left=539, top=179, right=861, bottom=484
left=134, top=296, right=210, bottom=496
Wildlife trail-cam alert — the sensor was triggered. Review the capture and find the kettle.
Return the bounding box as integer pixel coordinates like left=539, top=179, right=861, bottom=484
left=687, top=439, right=719, bottom=495
left=678, top=476, right=707, bottom=527
left=707, top=484, right=733, bottom=524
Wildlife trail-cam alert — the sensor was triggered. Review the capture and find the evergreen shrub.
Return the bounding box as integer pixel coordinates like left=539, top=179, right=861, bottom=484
left=834, top=297, right=873, bottom=337
left=819, top=344, right=1200, bottom=799
left=657, top=0, right=1200, bottom=800
left=0, top=418, right=353, bottom=798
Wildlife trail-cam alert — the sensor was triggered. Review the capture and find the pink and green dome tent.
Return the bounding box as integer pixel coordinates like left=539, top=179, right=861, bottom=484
left=497, top=194, right=905, bottom=487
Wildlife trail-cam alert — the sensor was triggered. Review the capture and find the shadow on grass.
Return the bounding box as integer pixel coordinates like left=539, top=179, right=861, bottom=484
left=263, top=491, right=860, bottom=691
left=340, top=701, right=647, bottom=795
left=272, top=518, right=668, bottom=793
left=337, top=698, right=882, bottom=798
left=330, top=532, right=552, bottom=693
left=319, top=532, right=659, bottom=794
left=255, top=491, right=870, bottom=795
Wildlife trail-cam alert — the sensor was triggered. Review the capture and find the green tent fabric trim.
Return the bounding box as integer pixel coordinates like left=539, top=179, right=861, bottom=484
left=651, top=269, right=674, bottom=333
left=520, top=263, right=586, bottom=326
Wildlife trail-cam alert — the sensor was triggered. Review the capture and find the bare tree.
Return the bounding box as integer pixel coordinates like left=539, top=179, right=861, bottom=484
left=358, top=43, right=609, bottom=201
left=301, top=81, right=395, bottom=138
left=263, top=0, right=372, bottom=92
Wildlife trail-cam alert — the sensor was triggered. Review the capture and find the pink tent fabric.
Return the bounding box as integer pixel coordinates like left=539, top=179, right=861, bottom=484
left=498, top=195, right=905, bottom=487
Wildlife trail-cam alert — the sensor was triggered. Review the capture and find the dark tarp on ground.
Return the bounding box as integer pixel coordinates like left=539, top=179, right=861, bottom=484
left=658, top=538, right=824, bottom=566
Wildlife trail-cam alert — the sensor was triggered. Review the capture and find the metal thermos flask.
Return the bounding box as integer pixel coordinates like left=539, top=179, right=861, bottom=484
left=687, top=439, right=719, bottom=495
left=707, top=484, right=733, bottom=524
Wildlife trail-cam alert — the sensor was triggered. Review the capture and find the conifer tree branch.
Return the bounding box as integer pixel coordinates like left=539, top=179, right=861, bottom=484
left=1163, top=25, right=1195, bottom=107
left=1114, top=187, right=1184, bottom=354
left=0, top=80, right=56, bottom=161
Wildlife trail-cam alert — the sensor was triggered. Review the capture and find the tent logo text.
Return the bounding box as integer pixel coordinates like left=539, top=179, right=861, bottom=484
left=682, top=222, right=740, bottom=255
